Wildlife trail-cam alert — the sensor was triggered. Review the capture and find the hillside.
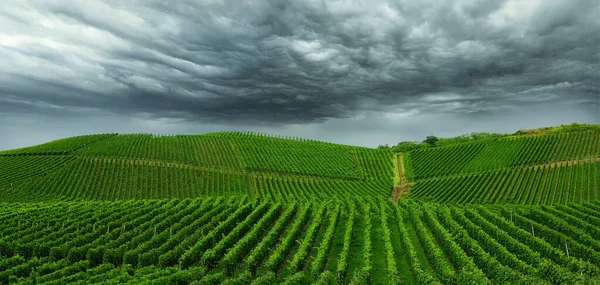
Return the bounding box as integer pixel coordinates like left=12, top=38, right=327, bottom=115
left=0, top=127, right=599, bottom=284
left=402, top=129, right=599, bottom=204
left=0, top=132, right=393, bottom=203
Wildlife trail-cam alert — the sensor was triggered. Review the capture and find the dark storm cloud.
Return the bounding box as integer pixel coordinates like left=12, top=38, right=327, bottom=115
left=0, top=0, right=598, bottom=125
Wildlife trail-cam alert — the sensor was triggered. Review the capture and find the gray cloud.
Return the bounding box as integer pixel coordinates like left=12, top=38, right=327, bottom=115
left=0, top=101, right=597, bottom=151
left=0, top=0, right=598, bottom=147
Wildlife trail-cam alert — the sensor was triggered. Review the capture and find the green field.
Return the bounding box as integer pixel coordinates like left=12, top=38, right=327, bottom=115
left=0, top=128, right=599, bottom=284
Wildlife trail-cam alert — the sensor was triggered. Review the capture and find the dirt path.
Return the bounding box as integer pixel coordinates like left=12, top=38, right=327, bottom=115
left=398, top=153, right=405, bottom=182
left=87, top=156, right=366, bottom=184
left=392, top=153, right=411, bottom=201
left=89, top=156, right=243, bottom=174
left=532, top=157, right=600, bottom=170
left=411, top=156, right=600, bottom=185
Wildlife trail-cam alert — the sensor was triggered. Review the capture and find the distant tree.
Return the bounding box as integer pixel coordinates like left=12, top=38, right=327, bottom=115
left=385, top=130, right=516, bottom=152
left=391, top=141, right=428, bottom=153
left=423, top=136, right=439, bottom=147
left=377, top=144, right=390, bottom=149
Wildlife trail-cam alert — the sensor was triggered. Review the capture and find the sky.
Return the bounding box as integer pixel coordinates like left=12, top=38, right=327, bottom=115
left=0, top=0, right=598, bottom=150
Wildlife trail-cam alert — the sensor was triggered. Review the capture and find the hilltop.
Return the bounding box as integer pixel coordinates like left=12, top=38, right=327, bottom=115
left=0, top=132, right=392, bottom=203
left=0, top=126, right=599, bottom=284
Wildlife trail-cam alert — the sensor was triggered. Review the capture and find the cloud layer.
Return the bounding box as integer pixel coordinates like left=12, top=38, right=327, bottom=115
left=0, top=0, right=598, bottom=147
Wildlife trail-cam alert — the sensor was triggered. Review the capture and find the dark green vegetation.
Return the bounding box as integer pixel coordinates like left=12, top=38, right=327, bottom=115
left=0, top=133, right=392, bottom=203
left=409, top=160, right=599, bottom=204
left=381, top=122, right=600, bottom=152
left=0, top=127, right=599, bottom=284
left=404, top=129, right=600, bottom=205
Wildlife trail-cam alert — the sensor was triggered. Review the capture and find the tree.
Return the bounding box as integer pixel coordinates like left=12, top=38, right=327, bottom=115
left=423, top=136, right=439, bottom=147
left=391, top=141, right=428, bottom=153
left=377, top=144, right=390, bottom=150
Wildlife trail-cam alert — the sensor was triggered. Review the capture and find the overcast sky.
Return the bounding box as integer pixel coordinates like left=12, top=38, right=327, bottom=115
left=0, top=0, right=598, bottom=150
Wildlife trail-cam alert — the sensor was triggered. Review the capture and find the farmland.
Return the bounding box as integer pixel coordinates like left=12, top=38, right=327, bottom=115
left=0, top=127, right=599, bottom=284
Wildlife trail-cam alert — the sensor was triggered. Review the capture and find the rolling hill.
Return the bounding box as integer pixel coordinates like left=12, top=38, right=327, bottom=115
left=0, top=127, right=599, bottom=284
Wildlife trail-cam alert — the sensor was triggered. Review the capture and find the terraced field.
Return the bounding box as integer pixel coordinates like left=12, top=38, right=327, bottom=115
left=0, top=128, right=598, bottom=284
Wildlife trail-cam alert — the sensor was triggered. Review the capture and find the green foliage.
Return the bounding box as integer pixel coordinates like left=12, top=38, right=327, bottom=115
left=404, top=129, right=599, bottom=182
left=233, top=136, right=360, bottom=179
left=0, top=134, right=116, bottom=155
left=391, top=124, right=599, bottom=152
left=379, top=201, right=401, bottom=284
left=0, top=198, right=599, bottom=283
left=263, top=205, right=312, bottom=272
left=289, top=205, right=327, bottom=274
left=389, top=132, right=509, bottom=153
left=409, top=160, right=599, bottom=204
left=408, top=142, right=486, bottom=180
left=310, top=205, right=340, bottom=278
left=281, top=271, right=306, bottom=285
left=244, top=204, right=297, bottom=275
left=1, top=132, right=394, bottom=203
left=392, top=205, right=438, bottom=284
left=390, top=141, right=431, bottom=153
left=423, top=135, right=439, bottom=147
left=313, top=270, right=334, bottom=285
left=202, top=203, right=274, bottom=269
left=250, top=271, right=276, bottom=285
left=435, top=132, right=507, bottom=147
left=516, top=123, right=600, bottom=135
left=0, top=127, right=599, bottom=284
left=0, top=155, right=74, bottom=189
left=412, top=210, right=456, bottom=282
left=361, top=203, right=373, bottom=283
left=335, top=205, right=355, bottom=283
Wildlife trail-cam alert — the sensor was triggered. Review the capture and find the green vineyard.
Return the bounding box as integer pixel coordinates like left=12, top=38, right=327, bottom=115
left=0, top=127, right=599, bottom=284
left=409, top=159, right=599, bottom=204
left=1, top=199, right=600, bottom=284
left=404, top=130, right=599, bottom=180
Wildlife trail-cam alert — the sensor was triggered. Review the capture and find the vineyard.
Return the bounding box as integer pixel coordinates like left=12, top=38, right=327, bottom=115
left=409, top=159, right=599, bottom=204
left=403, top=129, right=600, bottom=206
left=404, top=130, right=599, bottom=180
left=1, top=198, right=599, bottom=284
left=0, top=127, right=598, bottom=284
left=0, top=133, right=393, bottom=203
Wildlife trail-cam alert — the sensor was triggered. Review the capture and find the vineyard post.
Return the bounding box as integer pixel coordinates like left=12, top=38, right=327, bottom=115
left=565, top=241, right=569, bottom=257
left=531, top=224, right=535, bottom=237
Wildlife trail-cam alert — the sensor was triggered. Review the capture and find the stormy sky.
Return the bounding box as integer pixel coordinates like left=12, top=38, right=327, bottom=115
left=0, top=0, right=598, bottom=150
